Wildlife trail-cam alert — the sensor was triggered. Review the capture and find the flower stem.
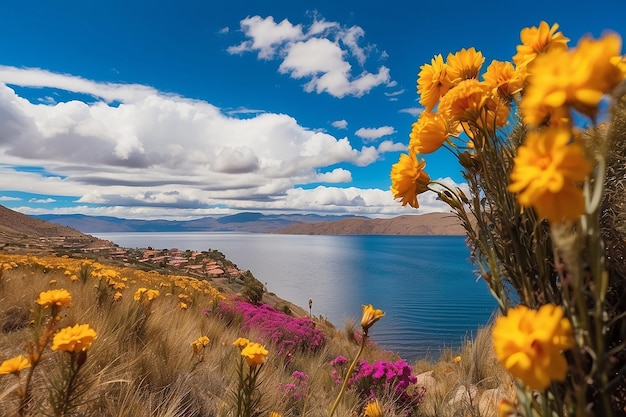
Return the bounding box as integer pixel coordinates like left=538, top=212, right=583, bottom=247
left=328, top=329, right=368, bottom=417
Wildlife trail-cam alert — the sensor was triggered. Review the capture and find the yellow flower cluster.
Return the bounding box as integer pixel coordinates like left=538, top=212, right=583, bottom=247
left=509, top=27, right=625, bottom=222
left=393, top=20, right=626, bottom=221
left=492, top=304, right=573, bottom=390
left=0, top=254, right=224, bottom=303
left=191, top=336, right=210, bottom=355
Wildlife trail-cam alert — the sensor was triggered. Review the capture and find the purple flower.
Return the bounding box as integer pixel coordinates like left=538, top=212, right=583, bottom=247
left=330, top=355, right=348, bottom=366
left=214, top=300, right=325, bottom=354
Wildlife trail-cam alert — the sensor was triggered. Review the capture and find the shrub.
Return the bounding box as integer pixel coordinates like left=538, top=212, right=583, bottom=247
left=214, top=301, right=325, bottom=355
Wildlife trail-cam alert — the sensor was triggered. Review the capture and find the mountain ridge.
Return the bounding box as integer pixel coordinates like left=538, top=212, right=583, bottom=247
left=32, top=211, right=465, bottom=235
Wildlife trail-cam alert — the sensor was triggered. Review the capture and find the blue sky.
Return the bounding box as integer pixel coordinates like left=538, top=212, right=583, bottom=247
left=0, top=0, right=624, bottom=220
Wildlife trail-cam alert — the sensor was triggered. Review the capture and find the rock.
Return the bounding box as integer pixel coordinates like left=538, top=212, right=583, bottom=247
left=447, top=384, right=478, bottom=409
left=479, top=388, right=505, bottom=417
left=415, top=371, right=436, bottom=392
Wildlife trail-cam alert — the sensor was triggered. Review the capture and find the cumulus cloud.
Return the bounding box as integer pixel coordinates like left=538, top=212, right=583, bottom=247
left=0, top=66, right=422, bottom=219
left=228, top=15, right=391, bottom=98
left=355, top=126, right=396, bottom=142
left=0, top=195, right=21, bottom=201
left=227, top=15, right=304, bottom=59
left=331, top=119, right=348, bottom=129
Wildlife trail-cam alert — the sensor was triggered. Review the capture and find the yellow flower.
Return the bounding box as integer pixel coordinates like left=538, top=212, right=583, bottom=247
left=438, top=79, right=488, bottom=123
left=133, top=287, right=148, bottom=300
left=390, top=153, right=431, bottom=209
left=269, top=412, right=282, bottom=417
left=146, top=289, right=160, bottom=300
left=408, top=111, right=451, bottom=154
left=522, top=33, right=623, bottom=124
left=364, top=399, right=384, bottom=417
left=492, top=304, right=574, bottom=390
left=497, top=399, right=518, bottom=417
left=446, top=47, right=485, bottom=84
left=233, top=337, right=250, bottom=350
left=192, top=336, right=210, bottom=354
left=0, top=355, right=31, bottom=375
left=36, top=289, right=72, bottom=308
left=241, top=342, right=268, bottom=367
left=51, top=324, right=97, bottom=353
left=113, top=291, right=123, bottom=301
left=482, top=60, right=523, bottom=101
left=508, top=127, right=591, bottom=222
left=417, top=54, right=452, bottom=111
left=361, top=304, right=385, bottom=331
left=453, top=355, right=462, bottom=363
left=513, top=21, right=569, bottom=69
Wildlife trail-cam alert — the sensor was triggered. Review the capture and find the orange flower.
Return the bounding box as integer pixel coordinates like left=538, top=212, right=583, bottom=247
left=438, top=79, right=488, bottom=123
left=361, top=304, right=385, bottom=331
left=408, top=111, right=451, bottom=154
left=364, top=399, right=384, bottom=417
left=390, top=153, right=431, bottom=209
left=51, top=324, right=97, bottom=353
left=522, top=33, right=623, bottom=124
left=446, top=47, right=485, bottom=84
left=232, top=337, right=250, bottom=350
left=241, top=342, right=268, bottom=368
left=36, top=289, right=72, bottom=308
left=0, top=355, right=31, bottom=375
left=417, top=54, right=452, bottom=111
left=192, top=336, right=210, bottom=354
left=482, top=60, right=523, bottom=101
left=508, top=127, right=591, bottom=222
left=513, top=21, right=569, bottom=69
left=493, top=304, right=574, bottom=390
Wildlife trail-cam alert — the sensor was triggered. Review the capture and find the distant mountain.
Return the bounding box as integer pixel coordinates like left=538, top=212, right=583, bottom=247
left=32, top=212, right=362, bottom=233
left=273, top=212, right=466, bottom=235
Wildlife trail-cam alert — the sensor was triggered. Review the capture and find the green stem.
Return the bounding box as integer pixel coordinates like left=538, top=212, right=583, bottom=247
left=328, top=330, right=368, bottom=417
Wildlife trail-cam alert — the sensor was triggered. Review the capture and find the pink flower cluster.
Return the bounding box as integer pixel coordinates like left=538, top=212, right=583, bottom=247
left=215, top=301, right=325, bottom=354
left=330, top=357, right=425, bottom=413
left=281, top=370, right=309, bottom=400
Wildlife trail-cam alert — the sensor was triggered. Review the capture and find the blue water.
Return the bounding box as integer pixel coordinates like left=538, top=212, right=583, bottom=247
left=93, top=232, right=496, bottom=360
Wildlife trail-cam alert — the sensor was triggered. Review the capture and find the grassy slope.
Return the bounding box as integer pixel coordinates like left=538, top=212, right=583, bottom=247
left=0, top=253, right=513, bottom=417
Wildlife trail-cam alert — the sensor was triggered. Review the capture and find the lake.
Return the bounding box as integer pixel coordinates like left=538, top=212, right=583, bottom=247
left=93, top=232, right=497, bottom=360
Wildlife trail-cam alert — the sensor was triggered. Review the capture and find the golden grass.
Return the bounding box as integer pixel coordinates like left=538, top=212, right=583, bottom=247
left=0, top=253, right=512, bottom=417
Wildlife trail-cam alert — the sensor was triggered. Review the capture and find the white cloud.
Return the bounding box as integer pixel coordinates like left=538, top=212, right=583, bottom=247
left=227, top=16, right=304, bottom=59
left=29, top=197, right=56, bottom=203
left=228, top=15, right=391, bottom=98
left=399, top=107, right=423, bottom=117
left=0, top=195, right=21, bottom=201
left=212, top=146, right=259, bottom=174
left=384, top=89, right=405, bottom=97
left=0, top=67, right=403, bottom=218
left=331, top=119, right=348, bottom=129
left=377, top=140, right=407, bottom=153
left=355, top=126, right=396, bottom=141
left=315, top=168, right=352, bottom=183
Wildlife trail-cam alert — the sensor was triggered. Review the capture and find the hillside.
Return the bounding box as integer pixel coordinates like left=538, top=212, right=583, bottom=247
left=0, top=205, right=112, bottom=253
left=273, top=212, right=466, bottom=235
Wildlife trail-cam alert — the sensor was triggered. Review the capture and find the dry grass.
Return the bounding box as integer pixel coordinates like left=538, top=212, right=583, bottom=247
left=0, top=254, right=511, bottom=417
